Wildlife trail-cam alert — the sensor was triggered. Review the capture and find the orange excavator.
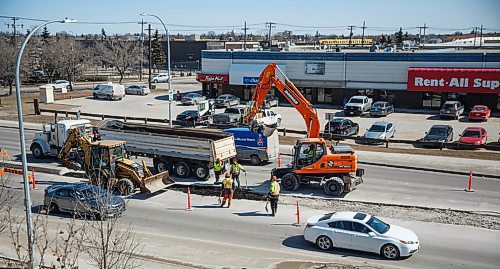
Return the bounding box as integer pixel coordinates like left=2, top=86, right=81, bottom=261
left=243, top=63, right=364, bottom=196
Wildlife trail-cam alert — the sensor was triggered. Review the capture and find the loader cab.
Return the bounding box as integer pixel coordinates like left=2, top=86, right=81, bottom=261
left=88, top=140, right=127, bottom=173
left=293, top=139, right=326, bottom=169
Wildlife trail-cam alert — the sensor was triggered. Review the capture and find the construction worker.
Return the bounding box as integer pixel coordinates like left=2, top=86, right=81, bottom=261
left=230, top=158, right=245, bottom=190
left=220, top=172, right=234, bottom=208
left=213, top=158, right=224, bottom=184
left=268, top=176, right=280, bottom=217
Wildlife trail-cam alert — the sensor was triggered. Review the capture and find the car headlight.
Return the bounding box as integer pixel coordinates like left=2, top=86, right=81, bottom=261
left=474, top=141, right=481, bottom=145
left=400, top=240, right=416, bottom=244
left=378, top=134, right=385, bottom=138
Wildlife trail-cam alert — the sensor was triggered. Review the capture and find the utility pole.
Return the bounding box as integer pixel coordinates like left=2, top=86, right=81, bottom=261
left=6, top=17, right=24, bottom=44
left=473, top=26, right=478, bottom=47
left=265, top=21, right=276, bottom=43
left=241, top=21, right=248, bottom=51
left=422, top=23, right=428, bottom=45
left=479, top=24, right=484, bottom=48
left=360, top=21, right=367, bottom=47
left=417, top=23, right=428, bottom=46
left=139, top=20, right=145, bottom=81
left=347, top=25, right=356, bottom=47
left=147, top=24, right=152, bottom=89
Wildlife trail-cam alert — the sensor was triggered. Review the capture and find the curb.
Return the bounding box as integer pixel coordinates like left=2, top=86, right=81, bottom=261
left=3, top=161, right=87, bottom=178
left=280, top=153, right=500, bottom=179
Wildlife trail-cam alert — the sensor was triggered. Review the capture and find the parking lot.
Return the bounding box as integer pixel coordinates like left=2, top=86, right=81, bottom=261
left=53, top=81, right=500, bottom=143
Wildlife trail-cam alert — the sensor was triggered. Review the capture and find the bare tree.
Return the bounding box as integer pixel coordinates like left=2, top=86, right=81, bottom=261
left=96, top=39, right=141, bottom=84
left=57, top=37, right=90, bottom=90
left=0, top=38, right=19, bottom=95
left=52, top=218, right=85, bottom=269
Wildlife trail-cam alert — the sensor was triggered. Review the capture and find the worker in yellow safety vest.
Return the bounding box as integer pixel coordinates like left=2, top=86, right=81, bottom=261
left=213, top=158, right=224, bottom=184
left=268, top=175, right=280, bottom=216
left=220, top=172, right=234, bottom=208
left=230, top=158, right=245, bottom=190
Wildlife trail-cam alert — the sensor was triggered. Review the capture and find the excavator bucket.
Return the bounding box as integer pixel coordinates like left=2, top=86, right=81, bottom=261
left=141, top=171, right=174, bottom=193
left=249, top=120, right=277, bottom=137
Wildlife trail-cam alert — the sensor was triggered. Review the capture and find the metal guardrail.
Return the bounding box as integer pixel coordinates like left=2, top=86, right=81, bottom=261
left=38, top=108, right=500, bottom=151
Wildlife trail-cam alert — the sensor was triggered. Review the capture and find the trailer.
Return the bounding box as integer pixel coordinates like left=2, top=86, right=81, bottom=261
left=98, top=120, right=237, bottom=181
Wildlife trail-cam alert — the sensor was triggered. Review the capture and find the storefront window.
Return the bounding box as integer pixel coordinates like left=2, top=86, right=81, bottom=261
left=497, top=95, right=500, bottom=110
left=324, top=89, right=333, bottom=103
left=357, top=89, right=374, bottom=98
left=423, top=92, right=441, bottom=109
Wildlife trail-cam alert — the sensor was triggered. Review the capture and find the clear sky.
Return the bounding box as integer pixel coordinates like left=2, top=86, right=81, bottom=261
left=1, top=0, right=499, bottom=36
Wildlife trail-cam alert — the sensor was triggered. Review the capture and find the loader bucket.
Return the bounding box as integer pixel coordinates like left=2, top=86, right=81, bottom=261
left=140, top=171, right=174, bottom=193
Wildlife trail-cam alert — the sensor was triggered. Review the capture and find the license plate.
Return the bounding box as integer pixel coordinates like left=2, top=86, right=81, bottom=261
left=446, top=110, right=450, bottom=113
left=349, top=112, right=353, bottom=115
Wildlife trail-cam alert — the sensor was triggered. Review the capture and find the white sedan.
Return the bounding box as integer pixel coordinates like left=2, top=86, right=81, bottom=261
left=304, top=212, right=420, bottom=259
left=125, top=84, right=150, bottom=95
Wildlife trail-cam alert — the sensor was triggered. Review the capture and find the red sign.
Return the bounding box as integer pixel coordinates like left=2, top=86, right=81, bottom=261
left=196, top=73, right=229, bottom=84
left=407, top=68, right=500, bottom=93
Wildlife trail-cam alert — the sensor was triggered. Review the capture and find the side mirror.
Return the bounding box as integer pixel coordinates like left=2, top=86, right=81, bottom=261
left=459, top=134, right=462, bottom=137
left=425, top=132, right=428, bottom=134
left=368, top=232, right=376, bottom=237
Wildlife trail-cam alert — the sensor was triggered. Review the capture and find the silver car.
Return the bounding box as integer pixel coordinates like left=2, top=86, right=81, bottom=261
left=214, top=94, right=240, bottom=108
left=125, top=84, right=150, bottom=95
left=44, top=183, right=125, bottom=219
left=370, top=101, right=394, bottom=117
left=363, top=121, right=396, bottom=144
left=181, top=93, right=206, bottom=105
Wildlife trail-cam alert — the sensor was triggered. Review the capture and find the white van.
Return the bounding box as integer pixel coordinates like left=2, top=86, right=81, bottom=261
left=93, top=83, right=125, bottom=100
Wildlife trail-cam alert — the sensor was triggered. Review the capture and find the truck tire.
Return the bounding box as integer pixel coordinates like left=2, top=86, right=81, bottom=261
left=194, top=164, right=210, bottom=181
left=281, top=173, right=300, bottom=191
left=116, top=178, right=134, bottom=196
left=323, top=177, right=344, bottom=196
left=154, top=159, right=172, bottom=173
left=31, top=144, right=45, bottom=159
left=250, top=155, right=261, bottom=165
left=174, top=161, right=191, bottom=178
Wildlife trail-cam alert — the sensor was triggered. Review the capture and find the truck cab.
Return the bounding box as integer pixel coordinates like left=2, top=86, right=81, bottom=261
left=31, top=119, right=93, bottom=158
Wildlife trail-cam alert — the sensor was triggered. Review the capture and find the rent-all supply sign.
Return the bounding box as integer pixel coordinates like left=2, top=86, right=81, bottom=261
left=407, top=68, right=500, bottom=93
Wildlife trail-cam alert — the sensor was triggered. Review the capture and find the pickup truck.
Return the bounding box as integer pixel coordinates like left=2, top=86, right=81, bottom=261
left=254, top=109, right=282, bottom=127
left=344, top=96, right=373, bottom=116
left=212, top=106, right=245, bottom=125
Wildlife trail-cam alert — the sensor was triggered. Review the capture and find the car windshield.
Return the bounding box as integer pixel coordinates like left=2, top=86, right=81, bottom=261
left=217, top=95, right=230, bottom=100
left=369, top=125, right=386, bottom=132
left=225, top=108, right=240, bottom=114
left=319, top=212, right=334, bottom=221
left=366, top=216, right=390, bottom=234
left=372, top=103, right=385, bottom=108
left=185, top=94, right=197, bottom=98
left=328, top=121, right=342, bottom=127
left=462, top=130, right=481, bottom=138
left=472, top=107, right=486, bottom=112
left=182, top=110, right=197, bottom=116
left=443, top=103, right=455, bottom=109
left=428, top=127, right=446, bottom=136
left=349, top=98, right=363, bottom=104
left=79, top=186, right=107, bottom=199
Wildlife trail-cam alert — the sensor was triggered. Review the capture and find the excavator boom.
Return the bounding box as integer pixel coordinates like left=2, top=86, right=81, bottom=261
left=243, top=63, right=321, bottom=138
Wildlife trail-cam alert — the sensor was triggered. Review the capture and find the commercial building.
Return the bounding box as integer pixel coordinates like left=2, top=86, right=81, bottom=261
left=197, top=51, right=500, bottom=111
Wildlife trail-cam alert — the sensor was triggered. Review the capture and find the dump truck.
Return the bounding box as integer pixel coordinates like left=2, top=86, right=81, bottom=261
left=97, top=120, right=237, bottom=181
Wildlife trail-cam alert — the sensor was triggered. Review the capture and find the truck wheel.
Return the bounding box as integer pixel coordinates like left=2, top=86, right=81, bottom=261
left=324, top=177, right=344, bottom=196
left=194, top=164, right=210, bottom=181
left=281, top=173, right=300, bottom=191
left=174, top=161, right=191, bottom=178
left=116, top=178, right=134, bottom=195
left=154, top=159, right=172, bottom=173
left=31, top=144, right=45, bottom=158
left=250, top=155, right=261, bottom=165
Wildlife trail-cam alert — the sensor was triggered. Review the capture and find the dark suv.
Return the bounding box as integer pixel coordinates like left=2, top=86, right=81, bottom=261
left=324, top=118, right=359, bottom=136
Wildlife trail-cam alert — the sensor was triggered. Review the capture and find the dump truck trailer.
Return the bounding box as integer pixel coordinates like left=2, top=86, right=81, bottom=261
left=98, top=120, right=237, bottom=181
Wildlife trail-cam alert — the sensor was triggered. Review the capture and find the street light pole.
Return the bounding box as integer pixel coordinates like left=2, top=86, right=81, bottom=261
left=140, top=13, right=173, bottom=127
left=14, top=18, right=76, bottom=269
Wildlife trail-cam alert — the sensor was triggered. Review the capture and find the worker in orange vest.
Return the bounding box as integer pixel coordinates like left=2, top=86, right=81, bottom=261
left=220, top=172, right=234, bottom=208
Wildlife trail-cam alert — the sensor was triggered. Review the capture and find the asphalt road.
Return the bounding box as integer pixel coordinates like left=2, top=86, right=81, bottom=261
left=1, top=124, right=499, bottom=213
left=1, top=172, right=499, bottom=269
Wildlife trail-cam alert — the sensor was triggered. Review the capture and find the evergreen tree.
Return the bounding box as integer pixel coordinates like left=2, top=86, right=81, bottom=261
left=404, top=31, right=409, bottom=41
left=42, top=26, right=50, bottom=40
left=152, top=30, right=166, bottom=70
left=395, top=27, right=404, bottom=46
left=101, top=28, right=106, bottom=40
left=387, top=35, right=392, bottom=44
left=380, top=34, right=387, bottom=45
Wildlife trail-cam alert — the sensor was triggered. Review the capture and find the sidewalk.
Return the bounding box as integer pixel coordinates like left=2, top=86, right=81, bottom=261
left=279, top=144, right=500, bottom=178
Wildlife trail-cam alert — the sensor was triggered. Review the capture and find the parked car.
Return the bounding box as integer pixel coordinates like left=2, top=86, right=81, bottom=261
left=213, top=106, right=245, bottom=124
left=439, top=101, right=464, bottom=119
left=420, top=125, right=453, bottom=144
left=363, top=121, right=395, bottom=143
left=304, top=212, right=420, bottom=260
left=324, top=118, right=359, bottom=136
left=468, top=105, right=491, bottom=121
left=125, top=84, right=150, bottom=95
left=214, top=94, right=240, bottom=108
left=150, top=73, right=169, bottom=83
left=44, top=183, right=125, bottom=219
left=93, top=83, right=125, bottom=100
left=45, top=80, right=72, bottom=91
left=459, top=127, right=487, bottom=146
left=181, top=93, right=207, bottom=105
left=263, top=94, right=279, bottom=108
left=176, top=110, right=202, bottom=125
left=344, top=96, right=373, bottom=116
left=370, top=101, right=394, bottom=117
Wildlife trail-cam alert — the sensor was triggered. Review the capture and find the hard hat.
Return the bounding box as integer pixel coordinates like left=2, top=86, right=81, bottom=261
left=225, top=172, right=231, bottom=177
left=271, top=175, right=277, bottom=181
left=216, top=158, right=221, bottom=161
